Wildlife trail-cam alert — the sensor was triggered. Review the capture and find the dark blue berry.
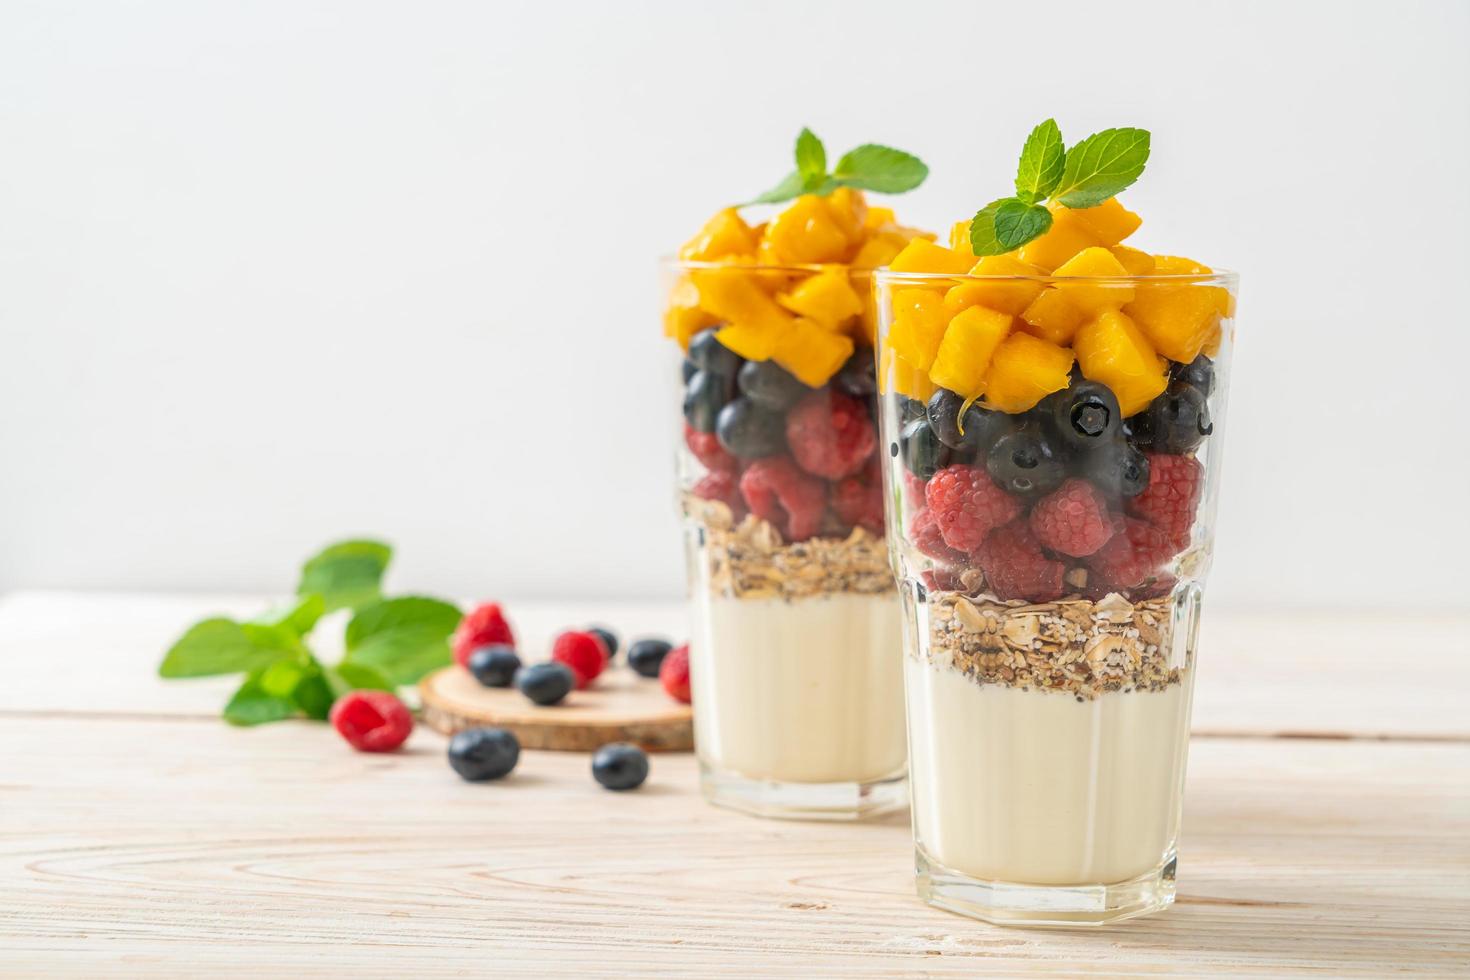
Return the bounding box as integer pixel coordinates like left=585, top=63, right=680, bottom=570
left=986, top=429, right=1065, bottom=498
left=626, top=638, right=672, bottom=678
left=591, top=742, right=649, bottom=791
left=1083, top=439, right=1150, bottom=499
left=683, top=369, right=735, bottom=433
left=681, top=358, right=697, bottom=384
left=897, top=396, right=928, bottom=423
left=716, top=397, right=786, bottom=458
left=587, top=626, right=618, bottom=659
left=1171, top=355, right=1215, bottom=395
left=448, top=727, right=520, bottom=781
left=900, top=416, right=952, bottom=480
left=688, top=328, right=743, bottom=377
left=927, top=389, right=1011, bottom=454
left=466, top=644, right=521, bottom=688
left=516, top=662, right=575, bottom=706
left=832, top=350, right=877, bottom=396
left=1136, top=382, right=1212, bottom=454
left=1042, top=381, right=1122, bottom=457
left=737, top=360, right=808, bottom=410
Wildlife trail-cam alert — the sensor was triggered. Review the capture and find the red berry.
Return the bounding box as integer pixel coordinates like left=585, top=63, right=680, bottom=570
left=976, top=522, right=1066, bottom=603
left=1126, top=453, right=1203, bottom=547
left=330, top=690, right=413, bottom=753
left=692, top=470, right=747, bottom=520
left=925, top=464, right=1024, bottom=553
left=784, top=391, right=877, bottom=479
left=901, top=470, right=927, bottom=508
left=1087, top=516, right=1180, bottom=591
left=1029, top=479, right=1115, bottom=557
left=660, top=644, right=691, bottom=704
left=684, top=422, right=737, bottom=473
left=550, top=630, right=609, bottom=690
left=830, top=457, right=885, bottom=534
left=909, top=508, right=965, bottom=564
left=739, top=456, right=827, bottom=540
left=452, top=602, right=516, bottom=668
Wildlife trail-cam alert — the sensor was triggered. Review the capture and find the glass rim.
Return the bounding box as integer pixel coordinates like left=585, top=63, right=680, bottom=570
left=874, top=268, right=1239, bottom=287
left=662, top=256, right=879, bottom=276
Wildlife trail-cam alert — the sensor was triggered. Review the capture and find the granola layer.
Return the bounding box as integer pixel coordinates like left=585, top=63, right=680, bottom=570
left=922, top=592, right=1183, bottom=699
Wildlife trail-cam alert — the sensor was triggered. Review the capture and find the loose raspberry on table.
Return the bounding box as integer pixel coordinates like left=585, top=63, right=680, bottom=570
left=830, top=457, right=885, bottom=534
left=784, top=391, right=877, bottom=479
left=925, top=464, right=1023, bottom=553
left=909, top=508, right=965, bottom=564
left=660, top=644, right=691, bottom=704
left=330, top=690, right=413, bottom=753
left=976, top=522, right=1067, bottom=603
left=1086, top=516, right=1181, bottom=591
left=692, top=470, right=747, bottom=521
left=550, top=630, right=609, bottom=690
left=453, top=602, right=516, bottom=668
left=684, top=422, right=738, bottom=473
left=1126, top=453, right=1203, bottom=548
left=1029, top=479, right=1115, bottom=557
left=739, top=456, right=828, bottom=540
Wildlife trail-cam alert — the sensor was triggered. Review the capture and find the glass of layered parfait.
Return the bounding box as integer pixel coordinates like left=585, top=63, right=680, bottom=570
left=876, top=191, right=1236, bottom=922
left=664, top=189, right=931, bottom=819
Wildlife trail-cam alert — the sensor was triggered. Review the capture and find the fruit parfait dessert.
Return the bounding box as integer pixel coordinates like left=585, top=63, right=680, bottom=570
left=874, top=120, right=1237, bottom=923
left=665, top=128, right=930, bottom=819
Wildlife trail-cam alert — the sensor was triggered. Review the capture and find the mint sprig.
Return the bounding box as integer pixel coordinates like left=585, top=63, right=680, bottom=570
left=970, top=119, right=1150, bottom=257
left=749, top=128, right=928, bottom=205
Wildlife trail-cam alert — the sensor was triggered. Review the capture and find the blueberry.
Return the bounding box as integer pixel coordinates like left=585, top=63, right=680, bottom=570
left=1042, top=381, right=1122, bottom=457
left=1083, top=439, right=1151, bottom=499
left=683, top=369, right=735, bottom=433
left=626, top=638, right=673, bottom=678
left=447, top=727, right=521, bottom=782
left=737, top=360, right=808, bottom=410
left=926, top=389, right=1011, bottom=454
left=681, top=358, right=697, bottom=384
left=591, top=742, right=650, bottom=791
left=832, top=350, right=877, bottom=397
left=687, top=328, right=743, bottom=377
left=466, top=644, right=521, bottom=688
left=900, top=416, right=952, bottom=481
left=986, top=429, right=1065, bottom=498
left=897, top=396, right=928, bottom=423
left=516, top=662, right=575, bottom=706
left=1171, top=355, right=1215, bottom=396
left=1137, top=382, right=1212, bottom=454
left=716, top=397, right=786, bottom=458
left=587, top=625, right=618, bottom=660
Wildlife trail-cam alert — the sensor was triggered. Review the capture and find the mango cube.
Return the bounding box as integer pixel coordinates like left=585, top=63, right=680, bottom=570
left=983, top=333, right=1074, bottom=413
left=824, top=187, right=868, bottom=242
left=1124, top=284, right=1223, bottom=363
left=776, top=269, right=863, bottom=329
left=1074, top=310, right=1169, bottom=416
left=851, top=232, right=909, bottom=269
left=679, top=208, right=757, bottom=262
left=773, top=317, right=855, bottom=387
left=944, top=255, right=1046, bottom=317
left=881, top=346, right=938, bottom=401
left=762, top=194, right=851, bottom=265
left=1068, top=197, right=1141, bottom=245
left=1152, top=254, right=1233, bottom=317
left=928, top=305, right=1012, bottom=398
left=663, top=276, right=718, bottom=349
left=889, top=239, right=977, bottom=275
left=692, top=269, right=791, bottom=332
left=949, top=219, right=977, bottom=255
left=884, top=288, right=948, bottom=370
left=1019, top=288, right=1087, bottom=345
left=1109, top=245, right=1156, bottom=275
left=1052, top=247, right=1136, bottom=316
left=1018, top=205, right=1100, bottom=271
left=863, top=205, right=896, bottom=230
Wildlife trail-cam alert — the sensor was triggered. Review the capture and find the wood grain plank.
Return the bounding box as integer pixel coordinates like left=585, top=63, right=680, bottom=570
left=0, top=717, right=1466, bottom=976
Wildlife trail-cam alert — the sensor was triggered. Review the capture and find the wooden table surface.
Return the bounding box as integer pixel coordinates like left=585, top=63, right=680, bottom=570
left=1, top=591, right=1467, bottom=977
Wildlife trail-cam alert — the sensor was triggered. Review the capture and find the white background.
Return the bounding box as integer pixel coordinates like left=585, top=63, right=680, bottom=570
left=2, top=0, right=1467, bottom=609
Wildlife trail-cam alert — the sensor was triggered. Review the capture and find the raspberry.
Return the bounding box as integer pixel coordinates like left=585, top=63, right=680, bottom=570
left=692, top=471, right=747, bottom=521
left=1126, top=453, right=1203, bottom=547
left=1087, top=516, right=1180, bottom=591
left=909, top=508, right=965, bottom=564
left=452, top=602, right=516, bottom=668
left=976, top=522, right=1066, bottom=603
left=739, top=456, right=827, bottom=540
left=684, top=422, right=737, bottom=473
left=784, top=391, right=877, bottom=479
left=1029, top=479, right=1115, bottom=557
left=925, top=464, right=1023, bottom=553
left=551, top=630, right=609, bottom=690
left=330, top=691, right=413, bottom=752
left=830, top=458, right=885, bottom=534
left=902, top=470, right=927, bottom=508
left=660, top=644, right=691, bottom=704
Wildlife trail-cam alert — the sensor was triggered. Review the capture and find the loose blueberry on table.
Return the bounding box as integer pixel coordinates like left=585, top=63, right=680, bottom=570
left=591, top=742, right=650, bottom=791
left=448, top=727, right=521, bottom=782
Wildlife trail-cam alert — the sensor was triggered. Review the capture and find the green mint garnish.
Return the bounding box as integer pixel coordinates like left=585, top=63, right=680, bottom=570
left=297, top=538, right=393, bottom=613
left=971, top=119, right=1150, bottom=256
left=342, top=596, right=462, bottom=687
left=748, top=128, right=928, bottom=205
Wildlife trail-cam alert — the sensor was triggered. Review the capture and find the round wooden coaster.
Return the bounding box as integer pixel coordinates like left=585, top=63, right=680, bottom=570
left=418, top=664, right=693, bottom=752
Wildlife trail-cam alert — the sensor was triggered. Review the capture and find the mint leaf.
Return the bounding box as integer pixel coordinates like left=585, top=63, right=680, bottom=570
left=343, top=596, right=461, bottom=686
left=969, top=198, right=1017, bottom=257
left=1015, top=118, right=1065, bottom=204
left=327, top=662, right=395, bottom=697
left=1052, top=127, right=1150, bottom=209
left=251, top=593, right=325, bottom=637
left=993, top=199, right=1052, bottom=250
left=298, top=539, right=392, bottom=613
left=223, top=655, right=333, bottom=726
left=831, top=144, right=928, bottom=194
left=795, top=128, right=826, bottom=190
left=159, top=618, right=307, bottom=678
left=746, top=170, right=804, bottom=206
left=223, top=675, right=296, bottom=726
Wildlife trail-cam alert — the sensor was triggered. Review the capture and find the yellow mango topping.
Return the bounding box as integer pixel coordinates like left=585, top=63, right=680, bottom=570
left=1052, top=247, right=1136, bottom=316
left=863, top=205, right=896, bottom=230
left=1124, top=283, right=1223, bottom=363
left=884, top=288, right=948, bottom=370
left=889, top=239, right=977, bottom=275
left=850, top=232, right=908, bottom=270
left=1019, top=288, right=1087, bottom=346
left=762, top=194, right=851, bottom=265
left=983, top=333, right=1074, bottom=413
left=1068, top=197, right=1141, bottom=245
left=881, top=347, right=938, bottom=401
left=944, top=255, right=1046, bottom=317
left=773, top=317, right=856, bottom=387
left=692, top=269, right=792, bottom=335
left=929, top=305, right=1012, bottom=398
left=1018, top=205, right=1100, bottom=271
left=663, top=277, right=719, bottom=349
left=678, top=208, right=757, bottom=262
left=1203, top=320, right=1223, bottom=357
left=1153, top=254, right=1233, bottom=317
left=949, top=219, right=978, bottom=255
left=824, top=187, right=868, bottom=242
left=1073, top=310, right=1169, bottom=416
left=1109, top=244, right=1156, bottom=275
left=776, top=269, right=863, bottom=329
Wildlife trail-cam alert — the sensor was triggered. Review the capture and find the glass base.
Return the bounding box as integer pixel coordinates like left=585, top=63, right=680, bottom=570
left=915, top=844, right=1177, bottom=927
left=699, top=760, right=908, bottom=821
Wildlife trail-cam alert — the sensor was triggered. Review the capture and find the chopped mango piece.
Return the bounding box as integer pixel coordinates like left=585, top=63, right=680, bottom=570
left=776, top=268, right=863, bottom=329
left=663, top=277, right=718, bottom=349
left=1203, top=320, right=1223, bottom=357
left=949, top=219, right=977, bottom=255
left=889, top=239, right=977, bottom=275
left=944, top=255, right=1046, bottom=317
left=824, top=187, right=868, bottom=243
left=1073, top=310, right=1169, bottom=416
left=881, top=346, right=938, bottom=401
left=1152, top=255, right=1213, bottom=275
left=851, top=232, right=909, bottom=270
left=773, top=317, right=855, bottom=387
left=1052, top=247, right=1136, bottom=315
left=1019, top=288, right=1087, bottom=345
left=983, top=333, right=1074, bottom=413
left=884, top=288, right=948, bottom=370
left=1018, top=205, right=1100, bottom=271
left=713, top=321, right=778, bottom=360
left=863, top=205, right=896, bottom=230
left=692, top=269, right=790, bottom=332
left=678, top=208, right=758, bottom=262
left=1124, top=284, right=1223, bottom=363
left=929, top=305, right=1012, bottom=398
left=1068, top=197, right=1141, bottom=245
left=762, top=194, right=851, bottom=265
left=1109, top=245, right=1156, bottom=275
